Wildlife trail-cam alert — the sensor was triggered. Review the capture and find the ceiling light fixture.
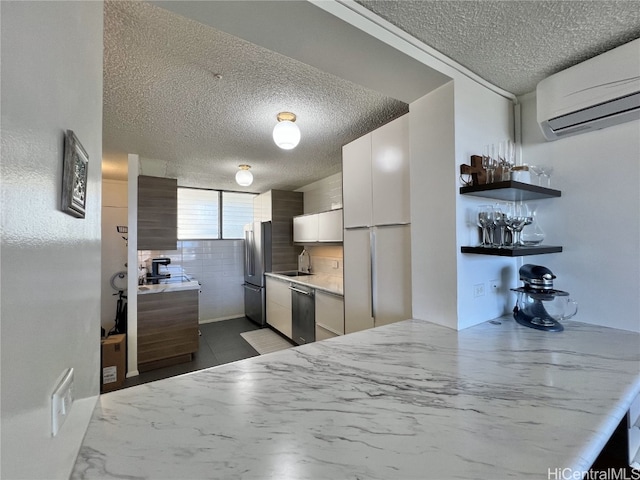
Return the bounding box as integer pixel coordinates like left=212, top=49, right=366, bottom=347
left=273, top=112, right=301, bottom=150
left=235, top=164, right=253, bottom=187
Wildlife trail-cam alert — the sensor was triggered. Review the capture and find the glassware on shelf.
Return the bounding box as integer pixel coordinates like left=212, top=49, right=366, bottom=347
left=500, top=140, right=515, bottom=181
left=520, top=204, right=545, bottom=245
left=493, top=203, right=508, bottom=247
left=482, top=145, right=496, bottom=183
left=540, top=165, right=554, bottom=187
left=528, top=165, right=543, bottom=185
left=476, top=205, right=495, bottom=247
left=504, top=203, right=528, bottom=247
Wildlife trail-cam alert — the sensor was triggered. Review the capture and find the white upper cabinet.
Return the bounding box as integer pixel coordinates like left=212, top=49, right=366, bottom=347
left=342, top=133, right=372, bottom=228
left=371, top=115, right=410, bottom=226
left=318, top=209, right=343, bottom=242
left=293, top=209, right=343, bottom=243
left=342, top=114, right=409, bottom=228
left=293, top=214, right=319, bottom=243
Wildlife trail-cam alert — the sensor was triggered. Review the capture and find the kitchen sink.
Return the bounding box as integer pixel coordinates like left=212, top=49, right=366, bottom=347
left=277, top=271, right=313, bottom=277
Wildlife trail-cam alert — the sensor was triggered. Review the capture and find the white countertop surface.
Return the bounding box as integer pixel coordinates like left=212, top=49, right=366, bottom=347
left=137, top=276, right=200, bottom=295
left=266, top=272, right=343, bottom=296
left=72, top=317, right=640, bottom=479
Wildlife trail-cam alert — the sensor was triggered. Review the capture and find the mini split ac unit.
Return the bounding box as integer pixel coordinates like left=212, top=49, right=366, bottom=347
left=537, top=38, right=640, bottom=141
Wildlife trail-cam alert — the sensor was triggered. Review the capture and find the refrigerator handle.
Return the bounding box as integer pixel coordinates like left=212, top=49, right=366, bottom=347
left=245, top=229, right=255, bottom=277
left=370, top=228, right=376, bottom=319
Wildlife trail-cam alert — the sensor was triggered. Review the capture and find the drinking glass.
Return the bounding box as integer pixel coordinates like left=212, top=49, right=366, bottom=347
left=501, top=140, right=515, bottom=181
left=528, top=165, right=543, bottom=185
left=492, top=204, right=508, bottom=247
left=476, top=205, right=495, bottom=247
left=504, top=203, right=528, bottom=247
left=540, top=165, right=554, bottom=187
left=482, top=145, right=496, bottom=183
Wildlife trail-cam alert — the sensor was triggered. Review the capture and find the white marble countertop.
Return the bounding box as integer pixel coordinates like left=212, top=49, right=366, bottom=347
left=266, top=271, right=343, bottom=296
left=137, top=276, right=200, bottom=295
left=72, top=317, right=640, bottom=479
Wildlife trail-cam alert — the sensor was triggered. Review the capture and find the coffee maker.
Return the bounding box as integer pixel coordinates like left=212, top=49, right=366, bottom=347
left=510, top=264, right=578, bottom=332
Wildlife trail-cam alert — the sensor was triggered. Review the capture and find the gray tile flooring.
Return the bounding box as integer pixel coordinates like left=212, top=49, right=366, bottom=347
left=120, top=317, right=262, bottom=390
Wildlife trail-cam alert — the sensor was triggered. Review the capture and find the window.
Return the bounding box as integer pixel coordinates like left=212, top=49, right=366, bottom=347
left=178, top=188, right=256, bottom=240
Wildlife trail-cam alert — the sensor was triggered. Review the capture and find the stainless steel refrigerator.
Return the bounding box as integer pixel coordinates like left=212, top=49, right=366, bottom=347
left=243, top=221, right=272, bottom=326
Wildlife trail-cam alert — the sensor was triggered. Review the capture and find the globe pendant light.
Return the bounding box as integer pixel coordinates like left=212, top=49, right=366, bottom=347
left=273, top=112, right=301, bottom=150
left=235, top=164, right=253, bottom=186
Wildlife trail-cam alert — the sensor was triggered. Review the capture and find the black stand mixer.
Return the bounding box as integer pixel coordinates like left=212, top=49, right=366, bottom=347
left=510, top=264, right=577, bottom=332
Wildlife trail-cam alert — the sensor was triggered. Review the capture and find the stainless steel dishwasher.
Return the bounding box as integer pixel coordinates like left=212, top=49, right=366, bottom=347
left=290, top=283, right=315, bottom=345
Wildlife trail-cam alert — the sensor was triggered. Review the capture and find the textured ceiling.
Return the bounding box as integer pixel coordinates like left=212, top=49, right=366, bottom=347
left=355, top=0, right=640, bottom=96
left=102, top=1, right=408, bottom=190
left=103, top=0, right=640, bottom=191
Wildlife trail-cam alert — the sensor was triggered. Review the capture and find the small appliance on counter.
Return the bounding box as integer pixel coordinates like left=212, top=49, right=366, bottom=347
left=146, top=257, right=171, bottom=284
left=510, top=264, right=578, bottom=332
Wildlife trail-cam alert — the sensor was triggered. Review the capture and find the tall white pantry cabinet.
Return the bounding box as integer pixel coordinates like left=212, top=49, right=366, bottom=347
left=342, top=114, right=412, bottom=334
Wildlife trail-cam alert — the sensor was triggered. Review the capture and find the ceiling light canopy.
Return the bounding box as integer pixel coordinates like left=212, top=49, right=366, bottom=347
left=273, top=112, right=300, bottom=150
left=235, top=164, right=253, bottom=187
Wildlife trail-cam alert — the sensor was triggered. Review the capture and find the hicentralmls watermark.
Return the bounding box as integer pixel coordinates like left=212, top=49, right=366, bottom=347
left=548, top=467, right=640, bottom=480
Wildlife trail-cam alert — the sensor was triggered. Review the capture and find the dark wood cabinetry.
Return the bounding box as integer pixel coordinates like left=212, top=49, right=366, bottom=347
left=138, top=175, right=177, bottom=251
left=137, top=289, right=198, bottom=372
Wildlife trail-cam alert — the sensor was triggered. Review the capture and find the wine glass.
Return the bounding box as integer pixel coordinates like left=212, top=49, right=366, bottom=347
left=476, top=205, right=495, bottom=247
left=502, top=140, right=515, bottom=181
left=492, top=203, right=508, bottom=247
left=482, top=145, right=496, bottom=183
left=540, top=165, right=554, bottom=187
left=528, top=165, right=543, bottom=186
left=504, top=203, right=528, bottom=247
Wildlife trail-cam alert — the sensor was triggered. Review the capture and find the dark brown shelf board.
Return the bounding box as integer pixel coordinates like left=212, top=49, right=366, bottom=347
left=460, top=181, right=561, bottom=201
left=461, top=245, right=563, bottom=256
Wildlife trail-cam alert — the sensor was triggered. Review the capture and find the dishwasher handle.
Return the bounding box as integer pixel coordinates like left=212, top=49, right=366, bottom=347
left=289, top=286, right=314, bottom=296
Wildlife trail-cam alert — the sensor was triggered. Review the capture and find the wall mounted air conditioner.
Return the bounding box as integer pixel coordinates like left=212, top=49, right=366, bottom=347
left=537, top=38, right=640, bottom=141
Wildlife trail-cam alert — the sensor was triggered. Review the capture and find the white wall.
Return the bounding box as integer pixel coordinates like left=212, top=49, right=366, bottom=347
left=296, top=172, right=343, bottom=214
left=101, top=180, right=128, bottom=332
left=139, top=240, right=245, bottom=323
left=409, top=76, right=515, bottom=330
left=0, top=2, right=103, bottom=478
left=453, top=75, right=516, bottom=329
left=409, top=82, right=459, bottom=329
left=519, top=92, right=640, bottom=332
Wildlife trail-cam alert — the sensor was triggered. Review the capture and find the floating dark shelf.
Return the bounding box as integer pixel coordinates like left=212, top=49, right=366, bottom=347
left=460, top=180, right=561, bottom=202
left=461, top=245, right=563, bottom=256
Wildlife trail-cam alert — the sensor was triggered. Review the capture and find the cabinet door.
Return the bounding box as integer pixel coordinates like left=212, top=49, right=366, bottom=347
left=318, top=209, right=343, bottom=242
left=138, top=175, right=177, bottom=250
left=293, top=214, right=319, bottom=243
left=137, top=290, right=199, bottom=369
left=373, top=224, right=412, bottom=327
left=315, top=290, right=344, bottom=334
left=342, top=134, right=372, bottom=228
left=343, top=228, right=374, bottom=333
left=371, top=115, right=410, bottom=226
left=266, top=277, right=292, bottom=338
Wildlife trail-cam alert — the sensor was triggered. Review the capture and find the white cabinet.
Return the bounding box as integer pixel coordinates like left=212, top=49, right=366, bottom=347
left=342, top=114, right=409, bottom=228
left=343, top=228, right=374, bottom=333
left=293, top=209, right=343, bottom=243
left=293, top=214, right=318, bottom=243
left=266, top=276, right=292, bottom=339
left=315, top=290, right=344, bottom=340
left=342, top=134, right=372, bottom=228
left=342, top=114, right=411, bottom=334
left=343, top=225, right=411, bottom=333
left=253, top=191, right=273, bottom=222
left=318, top=209, right=343, bottom=242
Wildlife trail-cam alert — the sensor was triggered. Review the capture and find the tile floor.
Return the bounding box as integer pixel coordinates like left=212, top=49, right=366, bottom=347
left=119, top=317, right=263, bottom=390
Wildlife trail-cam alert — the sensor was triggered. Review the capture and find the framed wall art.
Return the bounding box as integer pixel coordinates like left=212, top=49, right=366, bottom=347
left=61, top=129, right=89, bottom=218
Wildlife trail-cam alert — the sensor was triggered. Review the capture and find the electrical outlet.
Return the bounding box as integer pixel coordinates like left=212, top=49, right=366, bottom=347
left=51, top=368, right=74, bottom=437
left=473, top=283, right=485, bottom=297
left=332, top=260, right=339, bottom=269
left=490, top=279, right=500, bottom=292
